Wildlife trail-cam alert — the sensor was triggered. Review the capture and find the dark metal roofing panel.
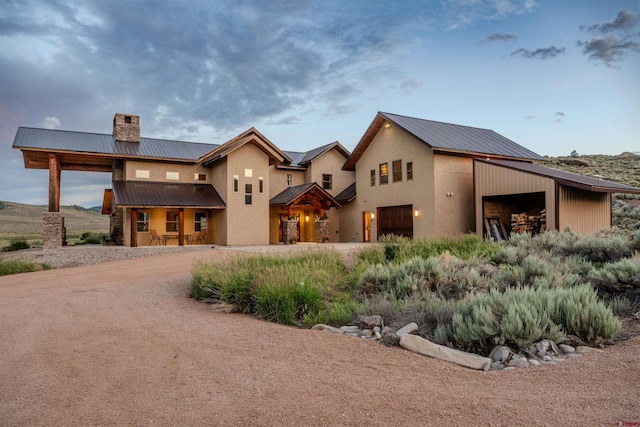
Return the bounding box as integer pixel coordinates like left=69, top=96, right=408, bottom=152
left=13, top=127, right=218, bottom=161
left=335, top=183, right=356, bottom=203
left=479, top=159, right=640, bottom=194
left=282, top=151, right=307, bottom=167
left=299, top=142, right=335, bottom=164
left=112, top=181, right=226, bottom=207
left=269, top=183, right=315, bottom=205
left=381, top=112, right=545, bottom=161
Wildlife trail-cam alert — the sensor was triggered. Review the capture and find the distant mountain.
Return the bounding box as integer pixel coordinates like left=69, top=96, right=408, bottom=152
left=0, top=201, right=109, bottom=234
left=88, top=205, right=103, bottom=213
left=541, top=153, right=640, bottom=191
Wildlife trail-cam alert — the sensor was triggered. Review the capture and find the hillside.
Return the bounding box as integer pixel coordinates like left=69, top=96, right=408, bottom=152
left=0, top=201, right=109, bottom=235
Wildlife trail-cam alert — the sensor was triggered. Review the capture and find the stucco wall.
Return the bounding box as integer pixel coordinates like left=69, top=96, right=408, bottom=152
left=351, top=122, right=435, bottom=242
left=209, top=158, right=228, bottom=245
left=304, top=149, right=355, bottom=197
left=433, top=154, right=475, bottom=235
left=125, top=160, right=210, bottom=183
left=269, top=168, right=305, bottom=197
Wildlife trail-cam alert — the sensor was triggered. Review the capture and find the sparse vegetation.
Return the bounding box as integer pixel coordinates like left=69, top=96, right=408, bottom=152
left=2, top=239, right=30, bottom=252
left=0, top=259, right=51, bottom=276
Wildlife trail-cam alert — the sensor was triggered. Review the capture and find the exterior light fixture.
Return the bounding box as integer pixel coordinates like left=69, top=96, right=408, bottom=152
left=384, top=122, right=391, bottom=128
left=414, top=209, right=420, bottom=217
left=305, top=215, right=309, bottom=221
left=371, top=213, right=375, bottom=220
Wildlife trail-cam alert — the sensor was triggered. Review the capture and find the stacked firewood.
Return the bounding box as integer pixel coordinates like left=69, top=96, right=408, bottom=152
left=511, top=209, right=546, bottom=235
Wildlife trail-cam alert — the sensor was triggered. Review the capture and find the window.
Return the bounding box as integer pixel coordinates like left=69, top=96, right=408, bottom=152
left=194, top=212, right=207, bottom=232
left=124, top=115, right=132, bottom=124
left=244, top=168, right=253, bottom=178
left=322, top=174, right=332, bottom=190
left=370, top=169, right=375, bottom=186
left=166, top=171, right=179, bottom=180
left=166, top=211, right=179, bottom=232
left=245, top=183, right=252, bottom=205
left=286, top=173, right=293, bottom=186
left=407, top=162, right=413, bottom=180
left=195, top=173, right=206, bottom=181
left=392, top=160, right=402, bottom=182
left=233, top=175, right=239, bottom=193
left=135, top=170, right=150, bottom=179
left=136, top=210, right=149, bottom=232
left=259, top=177, right=264, bottom=194
left=379, top=163, right=389, bottom=184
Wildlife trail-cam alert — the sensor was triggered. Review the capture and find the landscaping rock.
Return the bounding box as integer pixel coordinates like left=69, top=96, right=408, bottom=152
left=575, top=346, right=603, bottom=355
left=528, top=359, right=540, bottom=367
left=559, top=344, right=575, bottom=354
left=399, top=334, right=492, bottom=370
left=396, top=323, right=419, bottom=337
left=563, top=335, right=586, bottom=348
left=382, top=331, right=400, bottom=347
left=311, top=324, right=344, bottom=334
left=340, top=326, right=361, bottom=334
left=359, top=315, right=383, bottom=329
left=542, top=355, right=552, bottom=362
left=360, top=329, right=373, bottom=338
left=489, top=345, right=511, bottom=363
left=508, top=357, right=529, bottom=368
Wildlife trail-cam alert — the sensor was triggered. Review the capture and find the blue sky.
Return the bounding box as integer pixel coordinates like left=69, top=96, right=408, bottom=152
left=1, top=0, right=639, bottom=207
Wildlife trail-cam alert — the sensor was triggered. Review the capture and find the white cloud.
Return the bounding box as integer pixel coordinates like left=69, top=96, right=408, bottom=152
left=43, top=116, right=61, bottom=129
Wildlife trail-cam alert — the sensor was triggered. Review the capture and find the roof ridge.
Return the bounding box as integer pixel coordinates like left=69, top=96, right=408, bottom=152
left=380, top=112, right=495, bottom=132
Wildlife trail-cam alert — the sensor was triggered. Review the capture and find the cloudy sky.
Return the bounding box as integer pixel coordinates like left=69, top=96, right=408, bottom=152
left=1, top=0, right=639, bottom=207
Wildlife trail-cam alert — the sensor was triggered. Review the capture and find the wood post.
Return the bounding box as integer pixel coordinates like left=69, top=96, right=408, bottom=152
left=178, top=208, right=184, bottom=246
left=48, top=154, right=60, bottom=212
left=131, top=209, right=138, bottom=247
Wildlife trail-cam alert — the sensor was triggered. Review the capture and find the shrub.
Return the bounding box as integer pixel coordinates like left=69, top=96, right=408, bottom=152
left=587, top=257, right=640, bottom=294
left=2, top=240, right=30, bottom=252
left=254, top=282, right=324, bottom=325
left=0, top=259, right=51, bottom=276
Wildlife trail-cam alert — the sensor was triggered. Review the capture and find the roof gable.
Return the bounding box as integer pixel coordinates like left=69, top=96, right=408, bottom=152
left=343, top=112, right=544, bottom=170
left=280, top=141, right=350, bottom=169
left=201, top=127, right=289, bottom=167
left=270, top=182, right=340, bottom=208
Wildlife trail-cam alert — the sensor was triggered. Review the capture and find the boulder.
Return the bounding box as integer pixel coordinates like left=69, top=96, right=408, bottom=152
left=360, top=329, right=373, bottom=338
left=508, top=357, right=529, bottom=368
left=563, top=335, right=585, bottom=348
left=575, top=346, right=603, bottom=355
left=340, top=325, right=361, bottom=334
left=396, top=323, right=419, bottom=337
left=382, top=331, right=400, bottom=347
left=489, top=345, right=511, bottom=363
left=311, top=324, right=344, bottom=334
left=359, top=315, right=383, bottom=329
left=528, top=359, right=540, bottom=367
left=399, top=334, right=492, bottom=370
left=558, top=344, right=575, bottom=354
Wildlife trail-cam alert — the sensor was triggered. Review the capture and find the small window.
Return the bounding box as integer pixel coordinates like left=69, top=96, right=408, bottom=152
left=124, top=115, right=132, bottom=124
left=194, top=212, right=207, bottom=232
left=259, top=177, right=264, bottom=194
left=407, top=162, right=413, bottom=180
left=136, top=210, right=149, bottom=232
left=166, top=211, right=179, bottom=232
left=286, top=173, right=293, bottom=186
left=245, top=183, right=252, bottom=205
left=379, top=163, right=389, bottom=185
left=233, top=175, right=239, bottom=193
left=322, top=174, right=332, bottom=190
left=392, top=160, right=402, bottom=182
left=370, top=169, right=375, bottom=186
left=135, top=170, right=150, bottom=179
left=195, top=173, right=207, bottom=181
left=166, top=172, right=179, bottom=180
left=245, top=168, right=253, bottom=178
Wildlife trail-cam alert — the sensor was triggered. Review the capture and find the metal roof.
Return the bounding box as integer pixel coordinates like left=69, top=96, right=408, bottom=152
left=381, top=112, right=544, bottom=160
left=269, top=182, right=340, bottom=207
left=335, top=183, right=356, bottom=204
left=477, top=159, right=640, bottom=194
left=281, top=142, right=350, bottom=168
left=13, top=127, right=218, bottom=162
left=112, top=181, right=226, bottom=208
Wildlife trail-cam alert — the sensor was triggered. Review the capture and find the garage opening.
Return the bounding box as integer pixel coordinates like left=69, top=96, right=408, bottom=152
left=482, top=192, right=546, bottom=240
left=378, top=204, right=413, bottom=238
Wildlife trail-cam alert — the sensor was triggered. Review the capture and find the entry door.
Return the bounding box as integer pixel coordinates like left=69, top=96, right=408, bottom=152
left=378, top=205, right=413, bottom=238
left=362, top=211, right=373, bottom=242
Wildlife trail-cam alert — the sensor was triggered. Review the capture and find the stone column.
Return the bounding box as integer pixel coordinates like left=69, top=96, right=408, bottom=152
left=282, top=219, right=298, bottom=244
left=43, top=212, right=65, bottom=249
left=315, top=219, right=329, bottom=243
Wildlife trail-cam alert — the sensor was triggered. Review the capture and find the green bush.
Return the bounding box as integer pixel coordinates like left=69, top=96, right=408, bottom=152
left=0, top=259, right=51, bottom=276
left=254, top=281, right=324, bottom=325
left=587, top=257, right=640, bottom=294
left=2, top=240, right=30, bottom=252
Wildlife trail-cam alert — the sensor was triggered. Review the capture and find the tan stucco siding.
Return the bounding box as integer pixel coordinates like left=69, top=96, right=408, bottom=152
left=269, top=168, right=305, bottom=196
left=558, top=185, right=611, bottom=233
left=337, top=200, right=359, bottom=242
left=433, top=154, right=475, bottom=236
left=351, top=122, right=435, bottom=242
left=474, top=161, right=557, bottom=234
left=304, top=149, right=354, bottom=197
left=125, top=160, right=210, bottom=183
left=209, top=158, right=228, bottom=244
left=224, top=143, right=270, bottom=245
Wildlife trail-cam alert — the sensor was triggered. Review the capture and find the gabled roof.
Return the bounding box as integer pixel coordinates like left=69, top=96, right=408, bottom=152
left=280, top=141, right=350, bottom=169
left=112, top=181, right=226, bottom=208
left=13, top=127, right=218, bottom=163
left=476, top=159, right=640, bottom=194
left=335, top=182, right=356, bottom=204
left=343, top=112, right=544, bottom=170
left=201, top=127, right=289, bottom=167
left=270, top=182, right=340, bottom=208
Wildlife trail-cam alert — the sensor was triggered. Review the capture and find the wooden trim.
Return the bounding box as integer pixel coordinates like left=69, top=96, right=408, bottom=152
left=178, top=208, right=184, bottom=246
left=131, top=209, right=138, bottom=247
left=48, top=154, right=60, bottom=212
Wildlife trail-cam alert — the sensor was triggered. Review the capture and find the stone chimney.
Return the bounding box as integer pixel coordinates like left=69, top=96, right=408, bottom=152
left=113, top=113, right=140, bottom=142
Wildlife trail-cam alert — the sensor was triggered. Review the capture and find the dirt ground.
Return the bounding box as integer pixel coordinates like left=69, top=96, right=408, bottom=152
left=1, top=247, right=638, bottom=426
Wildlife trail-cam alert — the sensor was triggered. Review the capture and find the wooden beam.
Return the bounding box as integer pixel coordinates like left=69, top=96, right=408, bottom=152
left=178, top=208, right=184, bottom=246
left=61, top=164, right=113, bottom=172
left=48, top=154, right=60, bottom=212
left=131, top=209, right=138, bottom=247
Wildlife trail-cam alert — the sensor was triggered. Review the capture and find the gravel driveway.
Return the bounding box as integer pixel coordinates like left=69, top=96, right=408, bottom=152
left=1, top=246, right=638, bottom=426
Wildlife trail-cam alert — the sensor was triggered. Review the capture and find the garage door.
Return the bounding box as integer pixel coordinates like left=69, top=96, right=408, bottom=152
left=378, top=205, right=413, bottom=238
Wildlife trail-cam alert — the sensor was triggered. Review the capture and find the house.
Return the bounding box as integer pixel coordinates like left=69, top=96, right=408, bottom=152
left=12, top=113, right=353, bottom=248
left=340, top=112, right=640, bottom=242
left=12, top=111, right=640, bottom=248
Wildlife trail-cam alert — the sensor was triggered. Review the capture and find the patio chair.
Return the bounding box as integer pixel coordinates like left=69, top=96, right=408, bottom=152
left=193, top=229, right=207, bottom=245
left=150, top=229, right=162, bottom=246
